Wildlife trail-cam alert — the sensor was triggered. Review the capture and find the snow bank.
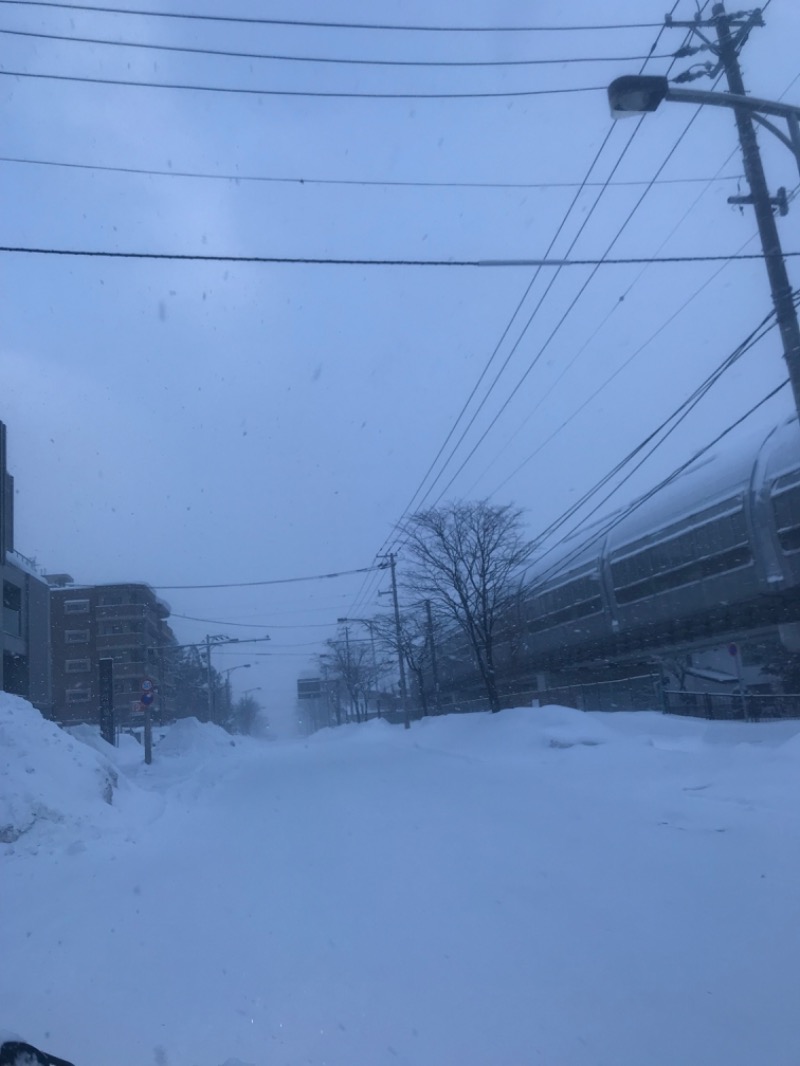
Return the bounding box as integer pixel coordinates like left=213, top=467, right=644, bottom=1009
left=0, top=693, right=124, bottom=845
left=154, top=716, right=241, bottom=758
left=3, top=698, right=800, bottom=1065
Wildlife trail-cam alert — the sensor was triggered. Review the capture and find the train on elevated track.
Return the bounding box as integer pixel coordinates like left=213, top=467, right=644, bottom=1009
left=441, top=417, right=800, bottom=700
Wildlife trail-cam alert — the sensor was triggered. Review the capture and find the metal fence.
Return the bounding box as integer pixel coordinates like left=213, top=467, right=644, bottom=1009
left=435, top=677, right=800, bottom=721
left=662, top=689, right=800, bottom=720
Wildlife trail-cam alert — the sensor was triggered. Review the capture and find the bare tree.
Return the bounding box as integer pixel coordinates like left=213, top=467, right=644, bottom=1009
left=320, top=635, right=379, bottom=723
left=372, top=607, right=433, bottom=716
left=229, top=693, right=263, bottom=735
left=399, top=501, right=532, bottom=713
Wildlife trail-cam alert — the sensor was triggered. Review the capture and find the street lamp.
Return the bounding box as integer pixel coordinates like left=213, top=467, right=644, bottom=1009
left=219, top=664, right=251, bottom=727
left=607, top=75, right=800, bottom=177
left=607, top=2, right=800, bottom=418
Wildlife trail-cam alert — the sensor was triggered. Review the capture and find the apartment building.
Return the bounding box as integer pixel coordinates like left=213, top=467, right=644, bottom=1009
left=0, top=421, right=51, bottom=713
left=49, top=578, right=176, bottom=726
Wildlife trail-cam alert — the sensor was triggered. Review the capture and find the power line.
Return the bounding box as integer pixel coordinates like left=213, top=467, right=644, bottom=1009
left=529, top=379, right=790, bottom=593
left=0, top=27, right=674, bottom=67
left=0, top=154, right=740, bottom=191
left=516, top=299, right=797, bottom=595
left=485, top=242, right=757, bottom=499
left=477, top=147, right=747, bottom=497
left=0, top=68, right=606, bottom=99
left=152, top=564, right=385, bottom=590
left=2, top=244, right=794, bottom=266
left=346, top=1, right=707, bottom=613
left=347, top=16, right=684, bottom=616
left=380, top=126, right=623, bottom=533
left=0, top=3, right=666, bottom=33
left=170, top=613, right=337, bottom=631
left=386, top=6, right=693, bottom=523
left=475, top=55, right=797, bottom=499
left=424, top=101, right=716, bottom=506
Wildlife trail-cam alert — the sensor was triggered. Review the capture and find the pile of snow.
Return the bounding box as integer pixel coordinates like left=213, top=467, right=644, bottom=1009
left=4, top=701, right=800, bottom=1066
left=0, top=693, right=124, bottom=845
left=154, top=716, right=242, bottom=758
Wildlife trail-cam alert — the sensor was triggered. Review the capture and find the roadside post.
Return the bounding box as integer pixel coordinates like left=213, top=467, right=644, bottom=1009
left=98, top=657, right=115, bottom=746
left=728, top=643, right=748, bottom=720
left=141, top=678, right=155, bottom=764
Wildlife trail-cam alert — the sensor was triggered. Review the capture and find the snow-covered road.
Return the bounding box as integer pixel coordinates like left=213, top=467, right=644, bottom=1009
left=3, top=700, right=800, bottom=1066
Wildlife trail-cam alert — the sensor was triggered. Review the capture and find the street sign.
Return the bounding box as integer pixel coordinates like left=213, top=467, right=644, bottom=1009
left=141, top=691, right=155, bottom=706
left=297, top=678, right=322, bottom=700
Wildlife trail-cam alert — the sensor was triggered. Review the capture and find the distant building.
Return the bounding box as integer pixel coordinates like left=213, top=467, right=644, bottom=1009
left=48, top=578, right=177, bottom=726
left=0, top=421, right=51, bottom=713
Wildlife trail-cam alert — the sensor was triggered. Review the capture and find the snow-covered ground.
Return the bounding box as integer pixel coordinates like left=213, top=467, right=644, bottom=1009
left=2, top=693, right=800, bottom=1066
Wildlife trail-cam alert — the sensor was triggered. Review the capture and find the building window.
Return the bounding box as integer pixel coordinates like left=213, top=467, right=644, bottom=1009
left=65, top=629, right=89, bottom=644
left=64, top=599, right=90, bottom=614
left=65, top=659, right=91, bottom=673
left=66, top=687, right=90, bottom=703
left=3, top=581, right=22, bottom=637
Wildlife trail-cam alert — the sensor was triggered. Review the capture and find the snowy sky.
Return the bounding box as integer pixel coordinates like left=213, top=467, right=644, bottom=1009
left=1, top=0, right=799, bottom=726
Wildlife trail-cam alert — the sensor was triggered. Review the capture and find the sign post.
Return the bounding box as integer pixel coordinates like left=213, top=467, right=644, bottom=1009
left=141, top=679, right=155, bottom=764
left=728, top=643, right=748, bottom=720
left=98, top=658, right=115, bottom=746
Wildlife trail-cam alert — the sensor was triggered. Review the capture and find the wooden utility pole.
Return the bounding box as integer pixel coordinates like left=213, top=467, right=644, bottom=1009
left=424, top=599, right=442, bottom=714
left=382, top=552, right=410, bottom=729
left=665, top=3, right=800, bottom=416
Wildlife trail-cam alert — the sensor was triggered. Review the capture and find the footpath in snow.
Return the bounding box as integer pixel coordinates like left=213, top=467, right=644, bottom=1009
left=2, top=692, right=800, bottom=1066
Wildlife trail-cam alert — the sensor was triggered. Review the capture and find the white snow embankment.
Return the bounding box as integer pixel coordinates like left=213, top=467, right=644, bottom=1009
left=0, top=693, right=136, bottom=846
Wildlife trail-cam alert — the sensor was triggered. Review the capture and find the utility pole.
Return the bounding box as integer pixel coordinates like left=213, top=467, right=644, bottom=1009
left=205, top=634, right=214, bottom=724
left=424, top=599, right=442, bottom=714
left=382, top=552, right=410, bottom=729
left=667, top=3, right=800, bottom=415
left=341, top=622, right=357, bottom=722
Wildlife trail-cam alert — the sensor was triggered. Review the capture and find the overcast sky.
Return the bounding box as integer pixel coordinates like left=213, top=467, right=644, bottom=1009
left=1, top=0, right=799, bottom=731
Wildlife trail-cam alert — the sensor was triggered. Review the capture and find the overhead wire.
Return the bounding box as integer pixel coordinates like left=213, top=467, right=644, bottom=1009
left=0, top=27, right=675, bottom=67
left=0, top=69, right=606, bottom=99
left=515, top=297, right=799, bottom=592
left=347, top=4, right=689, bottom=617
left=476, top=47, right=796, bottom=498
left=152, top=563, right=385, bottom=591
left=420, top=19, right=718, bottom=509
left=2, top=245, right=794, bottom=265
left=475, top=146, right=747, bottom=497
left=0, top=154, right=741, bottom=190
left=170, top=613, right=343, bottom=631
left=527, top=378, right=790, bottom=595
left=0, top=4, right=668, bottom=33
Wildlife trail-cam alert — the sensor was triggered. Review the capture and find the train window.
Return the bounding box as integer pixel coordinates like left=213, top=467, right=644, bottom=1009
left=610, top=501, right=752, bottom=604
left=527, top=571, right=604, bottom=631
left=771, top=478, right=800, bottom=554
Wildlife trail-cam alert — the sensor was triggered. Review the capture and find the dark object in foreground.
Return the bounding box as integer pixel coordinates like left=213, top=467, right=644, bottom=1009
left=0, top=1041, right=76, bottom=1066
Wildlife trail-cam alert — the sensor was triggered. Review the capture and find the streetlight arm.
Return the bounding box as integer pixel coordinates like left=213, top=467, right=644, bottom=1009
left=608, top=75, right=800, bottom=179
left=664, top=86, right=800, bottom=123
